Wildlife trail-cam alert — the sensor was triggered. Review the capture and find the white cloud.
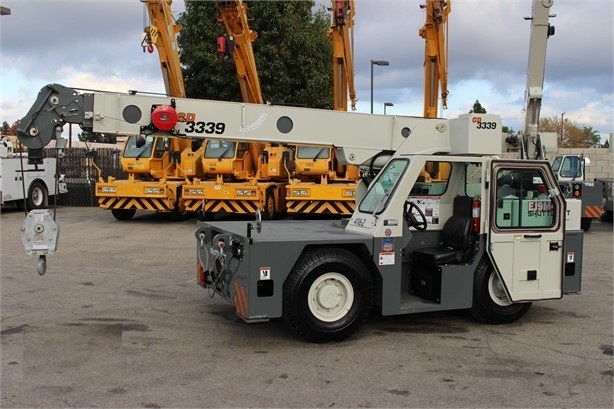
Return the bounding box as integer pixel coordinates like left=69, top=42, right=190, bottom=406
left=1, top=0, right=612, bottom=140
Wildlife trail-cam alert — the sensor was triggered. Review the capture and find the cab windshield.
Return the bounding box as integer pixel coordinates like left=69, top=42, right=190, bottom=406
left=205, top=140, right=235, bottom=159
left=297, top=146, right=330, bottom=159
left=123, top=135, right=154, bottom=159
left=358, top=159, right=409, bottom=214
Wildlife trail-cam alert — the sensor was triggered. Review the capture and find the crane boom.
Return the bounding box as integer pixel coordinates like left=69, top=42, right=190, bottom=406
left=329, top=0, right=357, bottom=111
left=17, top=83, right=502, bottom=166
left=142, top=0, right=185, bottom=98
left=521, top=0, right=555, bottom=159
left=419, top=0, right=450, bottom=118
left=216, top=0, right=264, bottom=104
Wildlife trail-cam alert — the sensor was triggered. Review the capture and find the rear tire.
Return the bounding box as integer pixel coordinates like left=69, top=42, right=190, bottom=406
left=580, top=217, right=592, bottom=231
left=262, top=189, right=276, bottom=220
left=111, top=209, right=136, bottom=221
left=283, top=248, right=373, bottom=343
left=470, top=258, right=532, bottom=324
left=27, top=181, right=48, bottom=210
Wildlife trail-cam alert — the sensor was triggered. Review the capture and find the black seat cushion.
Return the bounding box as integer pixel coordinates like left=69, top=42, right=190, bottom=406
left=412, top=196, right=474, bottom=264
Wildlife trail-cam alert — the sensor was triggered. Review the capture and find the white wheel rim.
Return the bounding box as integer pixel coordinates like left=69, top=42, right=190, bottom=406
left=307, top=272, right=354, bottom=322
left=32, top=187, right=43, bottom=206
left=488, top=273, right=512, bottom=307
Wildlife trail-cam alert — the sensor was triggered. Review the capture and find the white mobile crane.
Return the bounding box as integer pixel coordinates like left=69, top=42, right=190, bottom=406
left=18, top=79, right=583, bottom=342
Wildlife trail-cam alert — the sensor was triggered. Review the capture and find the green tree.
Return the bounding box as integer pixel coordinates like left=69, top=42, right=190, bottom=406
left=1, top=121, right=9, bottom=135
left=177, top=1, right=333, bottom=108
left=78, top=131, right=116, bottom=144
left=469, top=100, right=487, bottom=114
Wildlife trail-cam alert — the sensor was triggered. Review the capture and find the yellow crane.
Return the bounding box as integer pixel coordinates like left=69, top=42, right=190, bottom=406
left=419, top=0, right=450, bottom=119
left=417, top=0, right=451, bottom=183
left=286, top=0, right=360, bottom=216
left=181, top=0, right=293, bottom=220
left=95, top=0, right=204, bottom=220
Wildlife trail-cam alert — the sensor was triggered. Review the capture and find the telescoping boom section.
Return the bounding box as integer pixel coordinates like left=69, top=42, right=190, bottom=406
left=17, top=84, right=503, bottom=162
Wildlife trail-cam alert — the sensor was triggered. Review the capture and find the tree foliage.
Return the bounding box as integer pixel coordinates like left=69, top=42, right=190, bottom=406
left=1, top=121, right=10, bottom=135
left=537, top=115, right=604, bottom=148
left=78, top=131, right=116, bottom=144
left=469, top=100, right=487, bottom=114
left=177, top=1, right=333, bottom=108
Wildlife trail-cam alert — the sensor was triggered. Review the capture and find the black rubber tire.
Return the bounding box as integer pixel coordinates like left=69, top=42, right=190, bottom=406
left=282, top=247, right=374, bottom=343
left=111, top=209, right=136, bottom=221
left=470, top=258, right=532, bottom=324
left=27, top=181, right=48, bottom=210
left=170, top=207, right=188, bottom=221
left=262, top=189, right=276, bottom=220
left=580, top=218, right=592, bottom=232
left=601, top=210, right=613, bottom=223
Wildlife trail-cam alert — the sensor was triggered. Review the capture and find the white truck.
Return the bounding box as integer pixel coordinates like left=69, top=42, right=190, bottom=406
left=16, top=82, right=584, bottom=342
left=0, top=136, right=66, bottom=210
left=550, top=154, right=604, bottom=231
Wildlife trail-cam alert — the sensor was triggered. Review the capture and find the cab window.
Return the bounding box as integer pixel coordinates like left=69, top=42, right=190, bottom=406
left=205, top=140, right=235, bottom=159
left=297, top=146, right=330, bottom=159
left=154, top=137, right=170, bottom=158
left=495, top=168, right=555, bottom=229
left=123, top=135, right=154, bottom=158
left=359, top=159, right=408, bottom=214
left=466, top=163, right=482, bottom=197
left=560, top=156, right=582, bottom=178
left=410, top=161, right=451, bottom=196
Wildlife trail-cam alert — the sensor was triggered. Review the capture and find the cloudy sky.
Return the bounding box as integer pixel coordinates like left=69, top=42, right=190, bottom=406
left=1, top=0, right=613, bottom=144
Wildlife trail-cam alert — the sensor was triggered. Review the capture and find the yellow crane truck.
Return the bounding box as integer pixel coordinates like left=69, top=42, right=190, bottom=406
left=95, top=0, right=204, bottom=220
left=181, top=0, right=293, bottom=220
left=286, top=0, right=360, bottom=217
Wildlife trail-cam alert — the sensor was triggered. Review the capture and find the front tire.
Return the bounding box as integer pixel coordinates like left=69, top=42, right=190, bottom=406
left=283, top=248, right=373, bottom=343
left=580, top=217, right=592, bottom=232
left=470, top=258, right=532, bottom=324
left=27, top=181, right=48, bottom=210
left=111, top=209, right=136, bottom=221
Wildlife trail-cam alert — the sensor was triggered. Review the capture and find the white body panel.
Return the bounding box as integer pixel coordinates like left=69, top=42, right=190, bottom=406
left=0, top=156, right=65, bottom=205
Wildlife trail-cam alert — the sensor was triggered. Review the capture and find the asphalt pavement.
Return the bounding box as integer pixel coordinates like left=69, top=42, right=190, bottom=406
left=1, top=207, right=612, bottom=408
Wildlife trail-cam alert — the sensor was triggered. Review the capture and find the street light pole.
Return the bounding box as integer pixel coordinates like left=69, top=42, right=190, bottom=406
left=561, top=112, right=565, bottom=146
left=384, top=102, right=394, bottom=115
left=370, top=60, right=389, bottom=114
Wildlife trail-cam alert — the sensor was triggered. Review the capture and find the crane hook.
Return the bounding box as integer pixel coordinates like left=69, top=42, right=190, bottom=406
left=37, top=255, right=47, bottom=276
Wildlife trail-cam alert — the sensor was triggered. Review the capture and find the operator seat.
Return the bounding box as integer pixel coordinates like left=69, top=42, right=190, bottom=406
left=412, top=195, right=475, bottom=264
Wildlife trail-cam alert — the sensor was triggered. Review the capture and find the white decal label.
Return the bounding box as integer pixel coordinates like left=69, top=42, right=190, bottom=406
left=378, top=252, right=395, bottom=266
left=260, top=267, right=271, bottom=280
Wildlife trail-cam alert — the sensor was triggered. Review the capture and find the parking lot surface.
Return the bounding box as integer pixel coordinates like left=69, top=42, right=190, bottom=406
left=1, top=207, right=613, bottom=408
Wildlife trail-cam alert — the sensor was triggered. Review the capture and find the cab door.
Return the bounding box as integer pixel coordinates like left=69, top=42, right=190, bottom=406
left=487, top=160, right=565, bottom=302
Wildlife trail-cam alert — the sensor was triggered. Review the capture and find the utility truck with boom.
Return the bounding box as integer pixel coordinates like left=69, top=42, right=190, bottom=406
left=17, top=80, right=584, bottom=342
left=1, top=136, right=66, bottom=210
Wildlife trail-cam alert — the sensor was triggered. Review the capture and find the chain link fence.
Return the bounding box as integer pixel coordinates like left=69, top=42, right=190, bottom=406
left=47, top=147, right=127, bottom=207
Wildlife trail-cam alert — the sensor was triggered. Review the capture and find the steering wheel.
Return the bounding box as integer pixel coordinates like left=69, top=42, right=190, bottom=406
left=404, top=201, right=428, bottom=231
